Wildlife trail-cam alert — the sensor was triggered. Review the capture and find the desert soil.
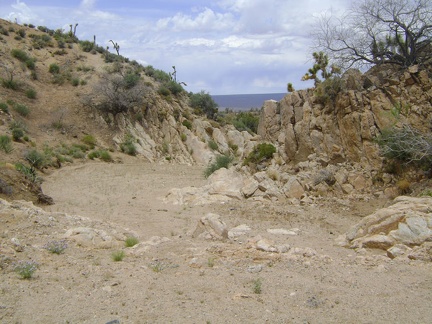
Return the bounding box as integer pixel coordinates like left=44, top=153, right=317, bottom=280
left=1, top=158, right=431, bottom=323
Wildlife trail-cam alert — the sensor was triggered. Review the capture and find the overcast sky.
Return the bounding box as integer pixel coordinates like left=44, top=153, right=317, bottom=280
left=0, top=0, right=350, bottom=95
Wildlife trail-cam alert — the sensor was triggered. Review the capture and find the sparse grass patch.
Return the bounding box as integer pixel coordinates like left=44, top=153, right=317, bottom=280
left=12, top=128, right=24, bottom=141
left=88, top=149, right=113, bottom=162
left=204, top=154, right=233, bottom=178
left=111, top=250, right=125, bottom=262
left=25, top=88, right=37, bottom=99
left=120, top=135, right=137, bottom=156
left=81, top=134, right=96, bottom=149
left=252, top=278, right=262, bottom=294
left=208, top=139, right=218, bottom=151
left=125, top=236, right=139, bottom=247
left=182, top=119, right=192, bottom=130
left=49, top=63, right=60, bottom=74
left=13, top=103, right=30, bottom=117
left=14, top=260, right=38, bottom=279
left=0, top=102, right=9, bottom=113
left=15, top=163, right=38, bottom=183
left=0, top=135, right=13, bottom=153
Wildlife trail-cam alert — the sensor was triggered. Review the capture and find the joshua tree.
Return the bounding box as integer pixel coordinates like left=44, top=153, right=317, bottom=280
left=109, top=40, right=120, bottom=55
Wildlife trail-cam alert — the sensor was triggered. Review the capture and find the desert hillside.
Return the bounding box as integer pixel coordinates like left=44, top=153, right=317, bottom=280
left=0, top=19, right=431, bottom=323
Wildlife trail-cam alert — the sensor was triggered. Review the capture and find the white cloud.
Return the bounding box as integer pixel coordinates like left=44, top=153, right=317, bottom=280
left=7, top=0, right=38, bottom=23
left=80, top=0, right=96, bottom=10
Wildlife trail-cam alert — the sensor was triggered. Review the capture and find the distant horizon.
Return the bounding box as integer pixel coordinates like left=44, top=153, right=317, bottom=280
left=211, top=92, right=287, bottom=111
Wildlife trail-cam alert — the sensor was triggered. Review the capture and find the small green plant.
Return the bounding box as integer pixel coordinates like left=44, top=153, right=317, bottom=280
left=88, top=149, right=112, bottom=162
left=397, top=179, right=411, bottom=194
left=14, top=260, right=38, bottom=279
left=49, top=63, right=60, bottom=74
left=43, top=240, right=68, bottom=254
left=125, top=236, right=139, bottom=247
left=15, top=163, right=38, bottom=183
left=182, top=119, right=192, bottom=130
left=25, top=88, right=37, bottom=99
left=208, top=140, right=218, bottom=151
left=150, top=262, right=165, bottom=273
left=0, top=135, right=13, bottom=153
left=82, top=134, right=96, bottom=149
left=252, top=278, right=262, bottom=294
left=12, top=128, right=24, bottom=141
left=120, top=135, right=137, bottom=156
left=111, top=250, right=125, bottom=262
left=204, top=154, right=233, bottom=178
left=180, top=133, right=187, bottom=142
left=13, top=104, right=30, bottom=117
left=0, top=102, right=9, bottom=113
left=71, top=78, right=80, bottom=86
left=24, top=149, right=46, bottom=169
left=244, top=143, right=276, bottom=165
left=207, top=257, right=215, bottom=268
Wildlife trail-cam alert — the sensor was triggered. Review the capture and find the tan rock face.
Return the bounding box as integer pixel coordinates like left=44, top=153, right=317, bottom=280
left=258, top=66, right=432, bottom=167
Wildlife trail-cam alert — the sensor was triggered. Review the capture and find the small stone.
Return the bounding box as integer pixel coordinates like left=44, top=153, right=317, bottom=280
left=247, top=264, right=263, bottom=273
left=387, top=244, right=412, bottom=259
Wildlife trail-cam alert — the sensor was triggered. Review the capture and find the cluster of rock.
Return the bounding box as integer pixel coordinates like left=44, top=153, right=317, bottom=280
left=258, top=65, right=432, bottom=169
left=339, top=196, right=432, bottom=261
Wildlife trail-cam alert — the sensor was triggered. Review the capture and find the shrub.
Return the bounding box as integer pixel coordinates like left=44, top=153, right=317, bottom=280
left=100, top=150, right=113, bottom=162
left=123, top=73, right=140, bottom=89
left=244, top=143, right=276, bottom=165
left=376, top=125, right=432, bottom=168
left=111, top=250, right=125, bottom=262
left=314, top=76, right=342, bottom=105
left=43, top=240, right=68, bottom=254
left=125, top=236, right=139, bottom=247
left=166, top=80, right=184, bottom=95
left=14, top=260, right=38, bottom=279
left=0, top=178, right=13, bottom=195
left=0, top=102, right=9, bottom=113
left=15, top=163, right=38, bottom=182
left=25, top=149, right=46, bottom=169
left=190, top=91, right=218, bottom=120
left=12, top=128, right=24, bottom=141
left=157, top=85, right=170, bottom=97
left=25, top=88, right=37, bottom=99
left=208, top=140, right=218, bottom=151
left=181, top=133, right=187, bottom=142
left=2, top=79, right=19, bottom=90
left=80, top=40, right=94, bottom=52
left=252, top=278, right=262, bottom=294
left=397, top=179, right=411, bottom=194
left=13, top=104, right=30, bottom=117
left=204, top=154, right=233, bottom=178
left=71, top=78, right=79, bottom=86
left=17, top=28, right=26, bottom=38
left=120, top=141, right=137, bottom=156
left=49, top=63, right=60, bottom=74
left=0, top=135, right=13, bottom=153
left=232, top=112, right=259, bottom=134
left=11, top=48, right=28, bottom=61
left=82, top=134, right=96, bottom=149
left=182, top=119, right=192, bottom=130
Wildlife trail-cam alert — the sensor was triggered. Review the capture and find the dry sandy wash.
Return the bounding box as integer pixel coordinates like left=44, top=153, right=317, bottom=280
left=1, top=159, right=431, bottom=323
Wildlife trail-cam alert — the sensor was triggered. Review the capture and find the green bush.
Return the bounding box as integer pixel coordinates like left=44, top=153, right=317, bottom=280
left=24, top=149, right=46, bottom=169
left=11, top=48, right=28, bottom=61
left=88, top=149, right=113, bottom=162
left=25, top=88, right=37, bottom=99
left=82, top=134, right=96, bottom=149
left=190, top=91, right=218, bottom=120
left=244, top=143, right=276, bottom=165
left=80, top=40, right=94, bottom=52
left=0, top=102, right=8, bottom=113
left=0, top=135, right=13, bottom=153
left=120, top=134, right=137, bottom=156
left=17, top=28, right=26, bottom=38
left=2, top=79, right=19, bottom=90
left=166, top=80, right=184, bottom=95
left=182, top=119, right=192, bottom=130
left=125, top=236, right=139, bottom=247
left=204, top=154, right=233, bottom=178
left=157, top=85, right=170, bottom=97
left=71, top=78, right=80, bottom=86
left=232, top=112, right=259, bottom=134
left=13, top=104, right=30, bottom=117
left=49, top=63, right=60, bottom=74
left=123, top=73, right=140, bottom=89
left=12, top=128, right=24, bottom=141
left=208, top=140, right=218, bottom=151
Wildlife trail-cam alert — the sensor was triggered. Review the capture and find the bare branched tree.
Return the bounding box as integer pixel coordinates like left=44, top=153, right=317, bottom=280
left=313, top=0, right=432, bottom=70
left=89, top=71, right=146, bottom=115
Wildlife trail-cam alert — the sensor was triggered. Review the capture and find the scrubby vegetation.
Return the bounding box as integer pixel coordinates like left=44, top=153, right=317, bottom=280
left=244, top=143, right=276, bottom=166
left=204, top=154, right=233, bottom=178
left=189, top=91, right=218, bottom=120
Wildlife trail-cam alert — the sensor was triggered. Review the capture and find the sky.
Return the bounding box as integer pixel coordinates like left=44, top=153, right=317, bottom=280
left=0, top=0, right=350, bottom=95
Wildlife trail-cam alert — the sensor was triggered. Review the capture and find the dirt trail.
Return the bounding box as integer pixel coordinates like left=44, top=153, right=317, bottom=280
left=0, top=161, right=430, bottom=323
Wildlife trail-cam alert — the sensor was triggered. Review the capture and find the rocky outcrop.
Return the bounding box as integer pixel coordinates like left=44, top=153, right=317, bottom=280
left=258, top=66, right=432, bottom=169
left=340, top=196, right=432, bottom=261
